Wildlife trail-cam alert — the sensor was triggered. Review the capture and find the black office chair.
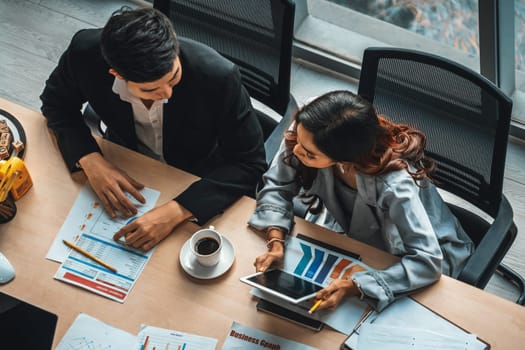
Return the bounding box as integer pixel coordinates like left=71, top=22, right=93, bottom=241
left=358, top=47, right=525, bottom=305
left=153, top=0, right=298, bottom=164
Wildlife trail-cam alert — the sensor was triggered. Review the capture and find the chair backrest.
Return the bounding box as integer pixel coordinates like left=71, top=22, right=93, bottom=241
left=153, top=0, right=295, bottom=116
left=358, top=47, right=513, bottom=219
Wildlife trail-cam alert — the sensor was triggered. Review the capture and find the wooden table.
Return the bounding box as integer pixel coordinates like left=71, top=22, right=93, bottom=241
left=0, top=98, right=524, bottom=349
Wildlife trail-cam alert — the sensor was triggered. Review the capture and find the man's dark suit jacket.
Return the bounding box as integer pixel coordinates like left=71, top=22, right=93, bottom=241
left=40, top=29, right=266, bottom=224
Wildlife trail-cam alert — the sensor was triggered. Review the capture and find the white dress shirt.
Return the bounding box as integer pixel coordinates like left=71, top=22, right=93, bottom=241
left=112, top=78, right=167, bottom=162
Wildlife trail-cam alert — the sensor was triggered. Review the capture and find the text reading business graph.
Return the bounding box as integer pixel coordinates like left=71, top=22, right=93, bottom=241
left=283, top=235, right=368, bottom=287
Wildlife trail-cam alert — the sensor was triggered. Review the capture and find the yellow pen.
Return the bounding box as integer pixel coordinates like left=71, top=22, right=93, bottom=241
left=63, top=239, right=117, bottom=273
left=308, top=299, right=323, bottom=314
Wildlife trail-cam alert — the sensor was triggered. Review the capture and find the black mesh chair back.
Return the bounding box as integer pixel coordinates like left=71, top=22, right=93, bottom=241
left=359, top=47, right=511, bottom=218
left=154, top=0, right=294, bottom=115
left=358, top=47, right=524, bottom=303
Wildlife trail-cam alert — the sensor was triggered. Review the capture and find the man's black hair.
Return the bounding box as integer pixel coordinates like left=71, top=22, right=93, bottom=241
left=100, top=7, right=179, bottom=82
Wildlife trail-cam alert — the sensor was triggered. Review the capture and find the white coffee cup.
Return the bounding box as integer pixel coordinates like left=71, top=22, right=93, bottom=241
left=189, top=225, right=223, bottom=267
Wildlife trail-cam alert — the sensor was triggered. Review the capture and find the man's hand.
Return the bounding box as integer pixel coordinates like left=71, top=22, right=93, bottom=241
left=78, top=152, right=145, bottom=218
left=113, top=201, right=193, bottom=251
left=314, top=264, right=367, bottom=311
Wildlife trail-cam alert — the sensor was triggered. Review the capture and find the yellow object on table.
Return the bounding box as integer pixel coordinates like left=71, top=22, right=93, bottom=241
left=0, top=156, right=32, bottom=202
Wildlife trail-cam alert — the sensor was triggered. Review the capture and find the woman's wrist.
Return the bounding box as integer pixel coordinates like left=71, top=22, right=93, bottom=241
left=266, top=237, right=286, bottom=250
left=348, top=277, right=365, bottom=299
left=266, top=226, right=285, bottom=251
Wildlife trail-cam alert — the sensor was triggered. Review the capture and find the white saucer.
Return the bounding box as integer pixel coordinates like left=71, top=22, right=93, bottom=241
left=179, top=235, right=235, bottom=279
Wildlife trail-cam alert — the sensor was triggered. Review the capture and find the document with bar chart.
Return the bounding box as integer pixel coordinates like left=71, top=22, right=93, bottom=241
left=135, top=325, right=217, bottom=350
left=251, top=234, right=371, bottom=334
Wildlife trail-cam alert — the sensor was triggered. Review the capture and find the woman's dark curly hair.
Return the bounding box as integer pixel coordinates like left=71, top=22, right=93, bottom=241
left=284, top=90, right=435, bottom=189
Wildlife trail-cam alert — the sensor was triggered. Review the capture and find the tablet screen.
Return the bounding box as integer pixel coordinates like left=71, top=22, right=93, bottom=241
left=241, top=269, right=323, bottom=304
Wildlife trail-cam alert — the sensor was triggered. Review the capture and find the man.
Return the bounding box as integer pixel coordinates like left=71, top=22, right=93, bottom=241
left=40, top=7, right=266, bottom=251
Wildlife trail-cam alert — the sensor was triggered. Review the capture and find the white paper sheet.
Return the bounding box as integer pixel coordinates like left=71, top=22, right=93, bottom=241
left=358, top=324, right=482, bottom=350
left=55, top=313, right=136, bottom=350
left=222, top=321, right=318, bottom=350
left=47, top=182, right=160, bottom=262
left=54, top=233, right=152, bottom=302
left=343, top=297, right=488, bottom=350
left=135, top=325, right=217, bottom=350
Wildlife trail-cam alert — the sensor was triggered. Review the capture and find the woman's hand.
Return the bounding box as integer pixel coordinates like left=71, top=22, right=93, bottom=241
left=314, top=264, right=366, bottom=311
left=113, top=201, right=193, bottom=251
left=79, top=152, right=145, bottom=218
left=254, top=227, right=285, bottom=272
left=254, top=243, right=284, bottom=272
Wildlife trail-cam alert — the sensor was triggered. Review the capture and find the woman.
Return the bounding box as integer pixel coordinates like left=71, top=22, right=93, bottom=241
left=248, top=90, right=474, bottom=311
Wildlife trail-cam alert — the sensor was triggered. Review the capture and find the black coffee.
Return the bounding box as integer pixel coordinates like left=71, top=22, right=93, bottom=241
left=195, top=237, right=220, bottom=255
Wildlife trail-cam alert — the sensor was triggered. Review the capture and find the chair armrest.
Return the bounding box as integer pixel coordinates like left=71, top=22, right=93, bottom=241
left=458, top=195, right=516, bottom=288
left=264, top=95, right=297, bottom=164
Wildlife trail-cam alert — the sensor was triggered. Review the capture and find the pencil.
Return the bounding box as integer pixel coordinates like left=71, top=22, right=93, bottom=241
left=308, top=299, right=323, bottom=314
left=62, top=239, right=117, bottom=273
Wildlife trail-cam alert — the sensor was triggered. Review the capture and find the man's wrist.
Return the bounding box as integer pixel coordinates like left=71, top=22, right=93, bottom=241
left=77, top=152, right=103, bottom=170
left=167, top=200, right=194, bottom=224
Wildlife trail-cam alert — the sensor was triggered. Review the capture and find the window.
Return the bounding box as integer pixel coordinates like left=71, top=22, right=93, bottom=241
left=327, top=0, right=481, bottom=65
left=517, top=1, right=525, bottom=91
left=294, top=0, right=525, bottom=127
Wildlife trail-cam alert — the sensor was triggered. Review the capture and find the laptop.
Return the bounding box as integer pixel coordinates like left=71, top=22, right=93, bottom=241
left=0, top=291, right=58, bottom=349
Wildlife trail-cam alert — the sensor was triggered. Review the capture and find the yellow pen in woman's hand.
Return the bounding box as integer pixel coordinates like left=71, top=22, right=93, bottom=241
left=308, top=299, right=323, bottom=314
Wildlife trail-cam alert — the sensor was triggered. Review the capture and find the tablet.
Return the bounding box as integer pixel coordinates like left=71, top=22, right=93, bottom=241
left=0, top=292, right=58, bottom=349
left=240, top=269, right=323, bottom=304
left=256, top=299, right=324, bottom=331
